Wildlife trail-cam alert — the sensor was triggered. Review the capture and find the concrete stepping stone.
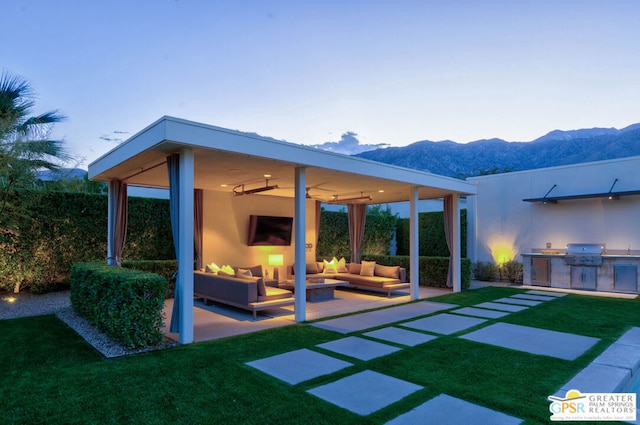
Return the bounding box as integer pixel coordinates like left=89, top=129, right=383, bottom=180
left=511, top=294, right=556, bottom=302
left=246, top=348, right=352, bottom=385
left=461, top=322, right=600, bottom=361
left=363, top=327, right=438, bottom=347
left=527, top=290, right=567, bottom=297
left=312, top=301, right=457, bottom=334
left=402, top=313, right=487, bottom=335
left=307, top=370, right=423, bottom=416
left=386, top=393, right=523, bottom=425
left=451, top=307, right=510, bottom=319
left=317, top=336, right=401, bottom=361
left=475, top=302, right=528, bottom=312
left=494, top=297, right=542, bottom=307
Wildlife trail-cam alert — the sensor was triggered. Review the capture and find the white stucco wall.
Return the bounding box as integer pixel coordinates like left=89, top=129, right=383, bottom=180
left=467, top=156, right=640, bottom=264
left=202, top=190, right=317, bottom=270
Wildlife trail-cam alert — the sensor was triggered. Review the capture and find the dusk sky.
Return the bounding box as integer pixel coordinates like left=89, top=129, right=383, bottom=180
left=3, top=0, right=639, bottom=167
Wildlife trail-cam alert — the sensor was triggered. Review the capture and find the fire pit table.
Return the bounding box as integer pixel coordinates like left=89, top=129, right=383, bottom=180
left=279, top=278, right=347, bottom=302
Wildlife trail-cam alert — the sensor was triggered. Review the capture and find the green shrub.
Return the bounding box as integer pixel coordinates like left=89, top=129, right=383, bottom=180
left=500, top=260, right=523, bottom=283
left=395, top=209, right=467, bottom=257
left=122, top=260, right=178, bottom=298
left=473, top=261, right=499, bottom=281
left=70, top=262, right=169, bottom=349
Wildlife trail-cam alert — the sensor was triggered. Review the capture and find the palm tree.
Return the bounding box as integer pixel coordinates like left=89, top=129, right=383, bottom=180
left=0, top=71, right=69, bottom=216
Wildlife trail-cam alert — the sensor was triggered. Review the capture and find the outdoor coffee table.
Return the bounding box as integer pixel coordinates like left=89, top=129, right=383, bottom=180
left=280, top=278, right=347, bottom=302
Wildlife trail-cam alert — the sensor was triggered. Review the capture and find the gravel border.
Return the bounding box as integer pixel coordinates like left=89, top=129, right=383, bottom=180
left=2, top=290, right=177, bottom=358
left=55, top=307, right=177, bottom=358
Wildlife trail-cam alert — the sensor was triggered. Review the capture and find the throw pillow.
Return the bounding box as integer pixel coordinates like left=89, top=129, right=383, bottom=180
left=219, top=265, right=235, bottom=276
left=336, top=257, right=348, bottom=273
left=360, top=260, right=376, bottom=277
left=236, top=268, right=253, bottom=279
left=316, top=261, right=325, bottom=273
left=205, top=262, right=220, bottom=274
left=349, top=263, right=361, bottom=275
left=323, top=258, right=338, bottom=274
left=375, top=264, right=400, bottom=279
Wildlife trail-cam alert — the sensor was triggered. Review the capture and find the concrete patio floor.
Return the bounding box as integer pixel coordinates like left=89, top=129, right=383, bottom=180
left=162, top=286, right=451, bottom=343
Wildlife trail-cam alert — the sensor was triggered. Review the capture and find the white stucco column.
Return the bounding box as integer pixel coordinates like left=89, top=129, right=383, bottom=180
left=466, top=188, right=478, bottom=264
left=178, top=148, right=194, bottom=344
left=409, top=186, right=420, bottom=300
left=294, top=166, right=307, bottom=322
left=451, top=193, right=462, bottom=292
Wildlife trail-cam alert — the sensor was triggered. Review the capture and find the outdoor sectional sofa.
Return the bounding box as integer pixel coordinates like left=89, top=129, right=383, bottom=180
left=193, top=269, right=294, bottom=320
left=287, top=260, right=409, bottom=297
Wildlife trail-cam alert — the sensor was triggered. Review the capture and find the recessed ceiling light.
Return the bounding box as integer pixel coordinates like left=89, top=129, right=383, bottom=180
left=220, top=184, right=228, bottom=188
left=264, top=174, right=272, bottom=178
left=378, top=189, right=385, bottom=193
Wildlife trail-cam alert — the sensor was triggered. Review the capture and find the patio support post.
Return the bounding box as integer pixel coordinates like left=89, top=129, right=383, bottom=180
left=409, top=186, right=419, bottom=300
left=178, top=149, right=194, bottom=343
left=294, top=166, right=307, bottom=322
left=451, top=193, right=461, bottom=292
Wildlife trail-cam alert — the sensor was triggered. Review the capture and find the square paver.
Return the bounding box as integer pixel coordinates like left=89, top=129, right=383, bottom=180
left=246, top=348, right=352, bottom=385
left=451, top=307, right=511, bottom=319
left=307, top=370, right=423, bottom=415
left=312, top=301, right=457, bottom=334
left=494, top=297, right=542, bottom=307
left=317, top=336, right=401, bottom=360
left=527, top=290, right=567, bottom=297
left=511, top=293, right=556, bottom=302
left=461, top=323, right=600, bottom=361
left=386, top=393, right=523, bottom=425
left=363, top=327, right=438, bottom=347
left=401, top=313, right=487, bottom=335
left=475, top=302, right=528, bottom=312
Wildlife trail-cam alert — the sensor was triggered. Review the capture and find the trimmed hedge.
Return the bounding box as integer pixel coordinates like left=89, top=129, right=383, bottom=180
left=70, top=263, right=169, bottom=349
left=395, top=209, right=467, bottom=257
left=360, top=254, right=471, bottom=289
left=0, top=190, right=174, bottom=292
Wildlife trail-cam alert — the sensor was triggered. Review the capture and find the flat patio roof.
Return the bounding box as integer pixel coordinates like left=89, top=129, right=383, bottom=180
left=89, top=116, right=476, bottom=203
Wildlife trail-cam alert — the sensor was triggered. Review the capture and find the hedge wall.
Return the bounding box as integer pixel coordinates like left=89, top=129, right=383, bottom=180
left=70, top=262, right=169, bottom=349
left=0, top=190, right=174, bottom=292
left=395, top=209, right=467, bottom=257
left=360, top=254, right=471, bottom=289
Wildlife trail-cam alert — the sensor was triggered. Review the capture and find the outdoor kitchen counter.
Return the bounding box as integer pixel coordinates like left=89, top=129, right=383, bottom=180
left=522, top=252, right=640, bottom=293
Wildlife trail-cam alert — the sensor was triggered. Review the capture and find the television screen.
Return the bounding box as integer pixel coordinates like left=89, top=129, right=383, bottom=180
left=247, top=215, right=293, bottom=246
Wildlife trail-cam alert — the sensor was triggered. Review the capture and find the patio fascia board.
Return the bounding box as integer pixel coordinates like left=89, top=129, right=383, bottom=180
left=89, top=116, right=477, bottom=197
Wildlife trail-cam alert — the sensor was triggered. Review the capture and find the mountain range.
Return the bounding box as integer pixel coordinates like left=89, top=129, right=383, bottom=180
left=355, top=123, right=640, bottom=178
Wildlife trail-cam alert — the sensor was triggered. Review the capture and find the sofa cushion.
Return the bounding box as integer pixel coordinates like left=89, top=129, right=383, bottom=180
left=348, top=263, right=361, bottom=275
left=306, top=262, right=319, bottom=274
left=336, top=257, right=348, bottom=273
left=235, top=265, right=263, bottom=277
left=258, top=286, right=293, bottom=302
left=257, top=278, right=267, bottom=296
left=375, top=264, right=400, bottom=279
left=360, top=260, right=376, bottom=276
left=316, top=261, right=325, bottom=272
left=236, top=268, right=253, bottom=279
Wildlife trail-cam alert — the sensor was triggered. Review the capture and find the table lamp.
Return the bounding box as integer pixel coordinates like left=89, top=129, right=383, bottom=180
left=268, top=254, right=284, bottom=281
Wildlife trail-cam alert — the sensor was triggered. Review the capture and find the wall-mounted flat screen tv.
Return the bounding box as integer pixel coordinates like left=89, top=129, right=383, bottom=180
left=247, top=215, right=293, bottom=246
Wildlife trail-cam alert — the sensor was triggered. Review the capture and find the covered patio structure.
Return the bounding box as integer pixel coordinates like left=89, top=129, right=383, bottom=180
left=88, top=116, right=477, bottom=344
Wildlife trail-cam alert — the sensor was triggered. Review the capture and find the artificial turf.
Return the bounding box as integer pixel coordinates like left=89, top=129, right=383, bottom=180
left=1, top=286, right=638, bottom=424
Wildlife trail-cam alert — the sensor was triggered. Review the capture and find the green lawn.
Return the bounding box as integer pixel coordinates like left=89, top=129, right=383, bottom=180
left=1, top=287, right=638, bottom=424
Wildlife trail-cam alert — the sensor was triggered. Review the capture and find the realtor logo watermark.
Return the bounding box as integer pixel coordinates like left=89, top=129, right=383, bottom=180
left=548, top=389, right=636, bottom=421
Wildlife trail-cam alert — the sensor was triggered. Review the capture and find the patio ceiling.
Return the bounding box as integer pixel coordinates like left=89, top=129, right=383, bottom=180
left=89, top=116, right=476, bottom=204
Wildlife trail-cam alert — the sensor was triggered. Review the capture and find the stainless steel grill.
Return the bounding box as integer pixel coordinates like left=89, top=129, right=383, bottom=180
left=564, top=243, right=605, bottom=266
